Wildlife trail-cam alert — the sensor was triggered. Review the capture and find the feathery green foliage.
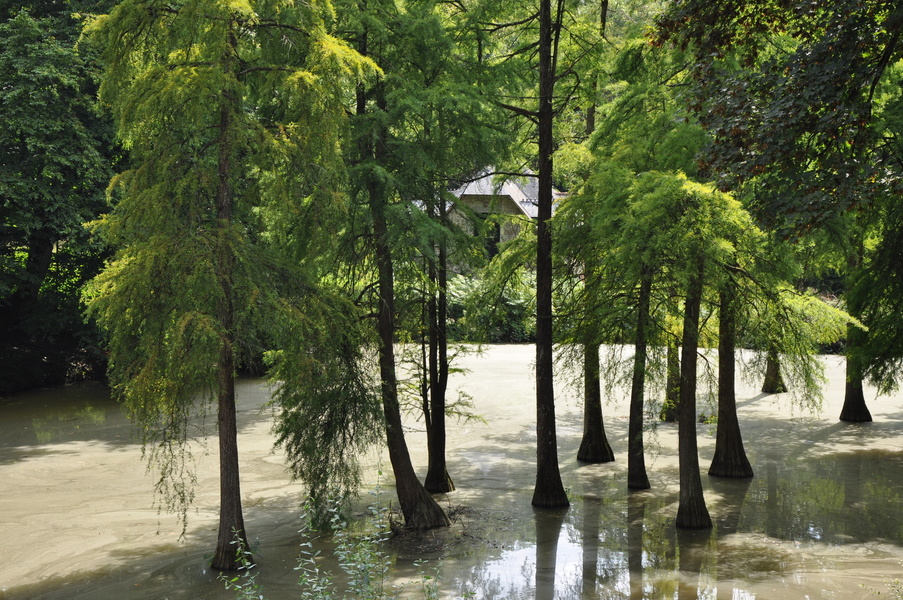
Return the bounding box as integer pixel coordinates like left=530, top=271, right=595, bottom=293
left=84, top=0, right=376, bottom=566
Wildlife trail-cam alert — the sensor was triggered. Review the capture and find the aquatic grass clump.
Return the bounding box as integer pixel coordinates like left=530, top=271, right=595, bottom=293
left=219, top=532, right=263, bottom=600
left=223, top=494, right=441, bottom=600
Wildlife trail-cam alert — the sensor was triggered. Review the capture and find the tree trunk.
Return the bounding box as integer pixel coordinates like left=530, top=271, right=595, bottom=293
left=532, top=0, right=568, bottom=509
left=212, top=343, right=247, bottom=571
left=210, top=101, right=249, bottom=572
left=577, top=340, right=615, bottom=463
left=424, top=234, right=455, bottom=493
left=709, top=285, right=753, bottom=478
left=577, top=262, right=614, bottom=463
left=661, top=337, right=680, bottom=422
left=841, top=247, right=871, bottom=422
left=840, top=323, right=872, bottom=422
left=676, top=256, right=712, bottom=529
left=372, top=197, right=449, bottom=528
left=761, top=348, right=786, bottom=393
left=627, top=269, right=651, bottom=490
left=356, top=26, right=449, bottom=526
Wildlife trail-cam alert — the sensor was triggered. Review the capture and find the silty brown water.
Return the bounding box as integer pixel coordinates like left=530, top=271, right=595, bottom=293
left=2, top=346, right=903, bottom=599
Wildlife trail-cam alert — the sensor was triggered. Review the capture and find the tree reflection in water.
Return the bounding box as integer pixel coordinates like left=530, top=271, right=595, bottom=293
left=446, top=446, right=903, bottom=598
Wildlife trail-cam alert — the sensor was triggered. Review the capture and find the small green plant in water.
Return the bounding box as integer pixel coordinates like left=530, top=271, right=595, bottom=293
left=227, top=492, right=442, bottom=599
left=219, top=532, right=263, bottom=600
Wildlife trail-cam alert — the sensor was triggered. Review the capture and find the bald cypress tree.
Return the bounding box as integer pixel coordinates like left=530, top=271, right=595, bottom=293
left=85, top=0, right=372, bottom=570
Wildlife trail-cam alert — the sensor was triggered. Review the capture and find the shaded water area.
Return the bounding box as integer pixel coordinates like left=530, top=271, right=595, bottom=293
left=2, top=346, right=903, bottom=599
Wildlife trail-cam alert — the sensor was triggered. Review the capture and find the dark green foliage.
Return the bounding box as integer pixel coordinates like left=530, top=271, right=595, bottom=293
left=657, top=1, right=903, bottom=398
left=0, top=6, right=115, bottom=392
left=447, top=272, right=536, bottom=343
left=268, top=290, right=384, bottom=521
left=657, top=1, right=903, bottom=231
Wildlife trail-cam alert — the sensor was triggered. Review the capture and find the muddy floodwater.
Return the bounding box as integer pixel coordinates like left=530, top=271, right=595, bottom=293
left=2, top=345, right=903, bottom=599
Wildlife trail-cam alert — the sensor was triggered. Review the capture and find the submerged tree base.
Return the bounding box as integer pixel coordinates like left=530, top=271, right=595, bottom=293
left=424, top=470, right=456, bottom=494
left=840, top=381, right=873, bottom=423
left=577, top=435, right=615, bottom=463
left=709, top=454, right=754, bottom=478
left=676, top=498, right=713, bottom=529
left=532, top=467, right=570, bottom=508
left=398, top=485, right=450, bottom=530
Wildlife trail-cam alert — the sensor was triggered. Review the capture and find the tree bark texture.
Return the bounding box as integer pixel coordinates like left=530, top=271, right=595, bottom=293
left=840, top=323, right=872, bottom=422
left=676, top=256, right=712, bottom=529
left=372, top=196, right=449, bottom=528
left=708, top=285, right=753, bottom=478
left=661, top=339, right=680, bottom=422
left=577, top=339, right=615, bottom=463
left=532, top=0, right=568, bottom=509
left=577, top=262, right=614, bottom=464
left=210, top=101, right=249, bottom=572
left=627, top=270, right=651, bottom=489
left=424, top=236, right=455, bottom=493
left=841, top=248, right=871, bottom=422
left=761, top=349, right=786, bottom=393
left=355, top=24, right=449, bottom=525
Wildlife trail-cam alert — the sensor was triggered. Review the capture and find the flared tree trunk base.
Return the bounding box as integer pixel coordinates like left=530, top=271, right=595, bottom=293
left=709, top=449, right=754, bottom=478
left=531, top=486, right=570, bottom=508
left=424, top=469, right=455, bottom=494
left=676, top=497, right=713, bottom=529
left=628, top=470, right=651, bottom=490
left=532, top=462, right=570, bottom=508
left=761, top=353, right=786, bottom=394
left=840, top=380, right=872, bottom=422
left=399, top=483, right=450, bottom=530
left=577, top=435, right=615, bottom=463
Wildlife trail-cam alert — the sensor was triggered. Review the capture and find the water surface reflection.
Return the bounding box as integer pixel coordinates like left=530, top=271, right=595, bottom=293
left=4, top=372, right=903, bottom=600
left=441, top=448, right=903, bottom=599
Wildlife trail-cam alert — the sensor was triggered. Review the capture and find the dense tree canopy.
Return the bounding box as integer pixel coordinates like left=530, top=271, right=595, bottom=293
left=0, top=4, right=115, bottom=391
left=656, top=1, right=903, bottom=414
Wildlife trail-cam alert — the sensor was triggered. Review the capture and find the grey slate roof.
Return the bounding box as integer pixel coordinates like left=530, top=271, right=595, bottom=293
left=450, top=169, right=564, bottom=218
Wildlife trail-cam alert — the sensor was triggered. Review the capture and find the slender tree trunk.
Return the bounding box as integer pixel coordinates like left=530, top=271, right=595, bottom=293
left=210, top=100, right=248, bottom=571
left=532, top=0, right=568, bottom=508
left=676, top=256, right=712, bottom=529
left=661, top=336, right=680, bottom=422
left=761, top=348, right=786, bottom=393
left=424, top=234, right=455, bottom=492
left=840, top=325, right=872, bottom=422
left=628, top=269, right=652, bottom=489
left=372, top=195, right=449, bottom=528
left=577, top=339, right=615, bottom=463
left=662, top=291, right=681, bottom=423
left=841, top=249, right=871, bottom=422
left=709, top=284, right=753, bottom=478
left=354, top=24, right=448, bottom=527
left=577, top=262, right=614, bottom=463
